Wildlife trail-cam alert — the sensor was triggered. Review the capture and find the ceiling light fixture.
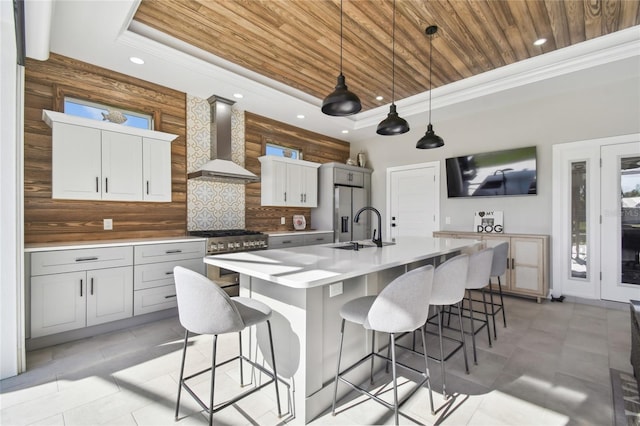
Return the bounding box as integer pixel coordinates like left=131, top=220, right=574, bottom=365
left=297, top=114, right=305, bottom=119
left=233, top=93, right=244, bottom=99
left=376, top=0, right=409, bottom=135
left=534, top=38, right=547, bottom=46
left=129, top=56, right=144, bottom=65
left=321, top=0, right=362, bottom=116
left=376, top=96, right=384, bottom=101
left=342, top=130, right=349, bottom=134
left=416, top=25, right=444, bottom=150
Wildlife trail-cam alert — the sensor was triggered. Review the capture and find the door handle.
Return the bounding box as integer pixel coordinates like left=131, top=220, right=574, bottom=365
left=341, top=216, right=349, bottom=233
left=96, top=177, right=99, bottom=193
left=90, top=277, right=94, bottom=295
left=105, top=177, right=108, bottom=193
left=80, top=279, right=83, bottom=297
left=146, top=180, right=149, bottom=195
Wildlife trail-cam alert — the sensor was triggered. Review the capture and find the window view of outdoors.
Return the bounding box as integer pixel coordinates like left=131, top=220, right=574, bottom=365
left=621, top=156, right=640, bottom=285
left=266, top=143, right=300, bottom=159
left=571, top=162, right=587, bottom=279
left=63, top=98, right=153, bottom=130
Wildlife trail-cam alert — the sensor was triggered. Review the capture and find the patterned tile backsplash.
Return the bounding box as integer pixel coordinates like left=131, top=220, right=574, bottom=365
left=187, top=95, right=245, bottom=230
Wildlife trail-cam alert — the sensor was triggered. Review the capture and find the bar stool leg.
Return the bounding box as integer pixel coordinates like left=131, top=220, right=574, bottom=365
left=436, top=306, right=447, bottom=397
left=209, top=335, right=218, bottom=426
left=175, top=330, right=189, bottom=420
left=419, top=326, right=435, bottom=415
left=488, top=284, right=498, bottom=339
left=498, top=277, right=507, bottom=327
left=238, top=332, right=244, bottom=386
left=370, top=330, right=376, bottom=384
left=481, top=290, right=492, bottom=347
left=467, top=290, right=478, bottom=365
left=456, top=302, right=470, bottom=374
left=266, top=320, right=282, bottom=417
left=332, top=319, right=346, bottom=416
left=390, top=333, right=399, bottom=425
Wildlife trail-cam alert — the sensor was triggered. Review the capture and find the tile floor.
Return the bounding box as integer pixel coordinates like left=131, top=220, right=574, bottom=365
left=0, top=296, right=632, bottom=425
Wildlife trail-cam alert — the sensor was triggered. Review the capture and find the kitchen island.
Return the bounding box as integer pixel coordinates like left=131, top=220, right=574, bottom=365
left=203, top=236, right=479, bottom=423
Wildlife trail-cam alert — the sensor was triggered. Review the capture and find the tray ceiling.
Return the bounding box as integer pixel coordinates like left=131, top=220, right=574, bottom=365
left=134, top=0, right=640, bottom=112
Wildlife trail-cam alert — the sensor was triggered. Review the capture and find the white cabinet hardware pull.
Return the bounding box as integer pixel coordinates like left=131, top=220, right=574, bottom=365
left=75, top=257, right=98, bottom=262
left=165, top=249, right=182, bottom=254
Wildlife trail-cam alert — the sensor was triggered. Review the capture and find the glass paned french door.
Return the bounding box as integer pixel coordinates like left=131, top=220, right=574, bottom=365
left=601, top=142, right=640, bottom=302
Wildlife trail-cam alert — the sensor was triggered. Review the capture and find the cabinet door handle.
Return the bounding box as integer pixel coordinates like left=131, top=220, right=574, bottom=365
left=341, top=216, right=349, bottom=233
left=75, top=257, right=98, bottom=262
left=164, top=294, right=177, bottom=299
left=90, top=277, right=94, bottom=295
left=282, top=240, right=292, bottom=244
left=165, top=249, right=182, bottom=254
left=80, top=279, right=83, bottom=297
left=300, top=193, right=303, bottom=203
left=304, top=193, right=307, bottom=202
left=146, top=180, right=150, bottom=195
left=105, top=177, right=108, bottom=193
left=511, top=258, right=515, bottom=269
left=284, top=191, right=287, bottom=202
left=165, top=271, right=174, bottom=275
left=96, top=177, right=99, bottom=193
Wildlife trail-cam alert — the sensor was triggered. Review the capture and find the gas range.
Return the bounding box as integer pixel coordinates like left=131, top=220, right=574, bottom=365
left=189, top=229, right=268, bottom=254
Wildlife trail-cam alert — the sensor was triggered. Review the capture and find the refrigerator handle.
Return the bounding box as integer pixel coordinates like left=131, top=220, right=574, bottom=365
left=341, top=216, right=349, bottom=233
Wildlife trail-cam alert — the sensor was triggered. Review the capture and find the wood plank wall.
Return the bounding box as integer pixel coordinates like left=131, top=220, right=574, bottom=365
left=244, top=112, right=350, bottom=232
left=24, top=53, right=188, bottom=244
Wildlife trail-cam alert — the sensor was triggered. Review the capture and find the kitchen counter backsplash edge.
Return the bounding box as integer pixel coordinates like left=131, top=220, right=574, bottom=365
left=24, top=236, right=207, bottom=252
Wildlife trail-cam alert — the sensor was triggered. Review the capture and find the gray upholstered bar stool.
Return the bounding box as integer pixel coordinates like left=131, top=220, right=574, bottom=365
left=461, top=247, right=494, bottom=365
left=173, top=266, right=282, bottom=426
left=427, top=254, right=470, bottom=398
left=332, top=265, right=436, bottom=425
left=487, top=242, right=509, bottom=338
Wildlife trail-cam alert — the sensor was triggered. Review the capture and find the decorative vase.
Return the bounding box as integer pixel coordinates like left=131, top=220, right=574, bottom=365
left=357, top=152, right=366, bottom=168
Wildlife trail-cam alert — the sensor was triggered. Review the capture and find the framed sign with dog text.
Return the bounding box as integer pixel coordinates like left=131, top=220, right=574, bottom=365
left=474, top=211, right=504, bottom=233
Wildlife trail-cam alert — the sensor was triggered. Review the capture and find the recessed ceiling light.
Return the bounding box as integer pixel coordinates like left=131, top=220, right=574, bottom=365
left=129, top=56, right=144, bottom=65
left=297, top=114, right=305, bottom=119
left=233, top=93, right=244, bottom=99
left=376, top=96, right=384, bottom=101
left=533, top=38, right=547, bottom=46
left=342, top=130, right=349, bottom=134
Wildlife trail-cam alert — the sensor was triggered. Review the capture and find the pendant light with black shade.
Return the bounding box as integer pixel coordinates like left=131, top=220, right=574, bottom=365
left=416, top=25, right=444, bottom=149
left=376, top=0, right=409, bottom=135
left=322, top=0, right=362, bottom=116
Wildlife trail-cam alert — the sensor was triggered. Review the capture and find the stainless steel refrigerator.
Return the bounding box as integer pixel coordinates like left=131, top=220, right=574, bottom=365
left=335, top=186, right=368, bottom=242
left=311, top=163, right=371, bottom=243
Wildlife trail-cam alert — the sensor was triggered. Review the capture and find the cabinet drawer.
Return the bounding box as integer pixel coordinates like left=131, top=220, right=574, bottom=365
left=31, top=246, right=133, bottom=276
left=134, top=241, right=205, bottom=264
left=134, top=258, right=204, bottom=290
left=134, top=285, right=178, bottom=316
left=334, top=168, right=364, bottom=187
left=304, top=232, right=333, bottom=246
left=268, top=234, right=305, bottom=249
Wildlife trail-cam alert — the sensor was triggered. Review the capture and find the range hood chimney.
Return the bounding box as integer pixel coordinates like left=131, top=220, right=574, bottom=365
left=187, top=95, right=259, bottom=183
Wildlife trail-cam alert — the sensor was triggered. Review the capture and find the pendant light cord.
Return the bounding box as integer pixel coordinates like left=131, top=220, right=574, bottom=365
left=428, top=29, right=433, bottom=124
left=340, top=0, right=343, bottom=73
left=391, top=0, right=396, bottom=104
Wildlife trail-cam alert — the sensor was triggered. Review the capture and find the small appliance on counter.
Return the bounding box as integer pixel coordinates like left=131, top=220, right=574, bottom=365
left=293, top=215, right=306, bottom=230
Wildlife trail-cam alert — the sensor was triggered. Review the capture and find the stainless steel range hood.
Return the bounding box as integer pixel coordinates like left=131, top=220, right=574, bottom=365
left=187, top=95, right=259, bottom=184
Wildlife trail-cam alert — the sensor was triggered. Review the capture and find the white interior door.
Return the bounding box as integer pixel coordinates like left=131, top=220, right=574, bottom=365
left=601, top=141, right=640, bottom=303
left=387, top=162, right=440, bottom=241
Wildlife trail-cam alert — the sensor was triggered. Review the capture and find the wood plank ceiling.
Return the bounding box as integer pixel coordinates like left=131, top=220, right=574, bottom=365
left=134, top=0, right=640, bottom=112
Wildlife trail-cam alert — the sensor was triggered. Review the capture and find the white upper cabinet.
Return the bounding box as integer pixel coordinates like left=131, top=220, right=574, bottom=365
left=44, top=110, right=176, bottom=202
left=259, top=156, right=320, bottom=207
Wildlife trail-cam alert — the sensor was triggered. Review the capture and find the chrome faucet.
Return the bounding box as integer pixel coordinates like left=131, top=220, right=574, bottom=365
left=354, top=206, right=382, bottom=248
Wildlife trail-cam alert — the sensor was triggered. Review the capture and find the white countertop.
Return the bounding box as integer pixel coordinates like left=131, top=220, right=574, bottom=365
left=24, top=236, right=206, bottom=252
left=204, top=236, right=479, bottom=288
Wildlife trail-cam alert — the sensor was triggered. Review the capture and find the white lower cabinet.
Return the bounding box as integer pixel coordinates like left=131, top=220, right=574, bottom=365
left=133, top=241, right=205, bottom=315
left=28, top=239, right=205, bottom=339
left=30, top=246, right=134, bottom=338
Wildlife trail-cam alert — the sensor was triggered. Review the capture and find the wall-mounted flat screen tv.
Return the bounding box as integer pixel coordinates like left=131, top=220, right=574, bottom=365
left=446, top=146, right=537, bottom=198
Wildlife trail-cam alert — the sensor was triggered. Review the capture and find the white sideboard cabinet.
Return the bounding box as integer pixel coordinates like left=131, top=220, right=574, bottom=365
left=30, top=246, right=134, bottom=338
left=43, top=110, right=176, bottom=202
left=258, top=156, right=320, bottom=207
left=434, top=231, right=549, bottom=302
